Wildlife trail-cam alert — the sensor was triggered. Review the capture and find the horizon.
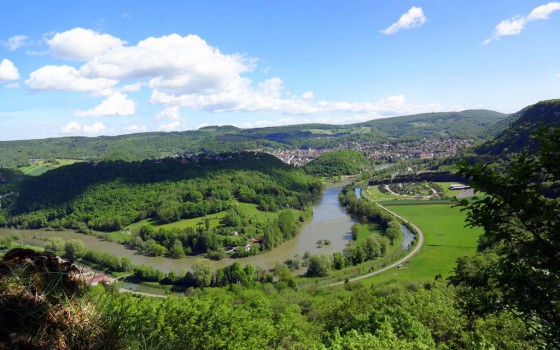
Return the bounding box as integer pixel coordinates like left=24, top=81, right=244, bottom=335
left=1, top=1, right=559, bottom=141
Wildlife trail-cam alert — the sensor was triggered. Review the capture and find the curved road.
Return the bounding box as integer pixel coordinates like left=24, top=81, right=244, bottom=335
left=324, top=203, right=424, bottom=287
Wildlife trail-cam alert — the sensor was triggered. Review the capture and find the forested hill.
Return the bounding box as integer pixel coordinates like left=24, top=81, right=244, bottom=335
left=0, top=109, right=506, bottom=167
left=475, top=99, right=560, bottom=155
left=0, top=152, right=322, bottom=231
left=303, top=150, right=370, bottom=177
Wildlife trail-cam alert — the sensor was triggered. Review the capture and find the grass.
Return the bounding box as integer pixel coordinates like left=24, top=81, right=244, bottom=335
left=355, top=222, right=384, bottom=244
left=364, top=186, right=411, bottom=201
left=124, top=202, right=300, bottom=232
left=434, top=182, right=466, bottom=198
left=18, top=159, right=83, bottom=176
left=363, top=203, right=483, bottom=284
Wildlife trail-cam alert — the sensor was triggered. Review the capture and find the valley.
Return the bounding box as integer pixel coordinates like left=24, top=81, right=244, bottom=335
left=1, top=98, right=559, bottom=349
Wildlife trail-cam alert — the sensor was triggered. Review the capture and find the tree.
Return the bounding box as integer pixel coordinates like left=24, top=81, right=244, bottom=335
left=307, top=254, right=333, bottom=277
left=385, top=220, right=401, bottom=244
left=451, top=128, right=560, bottom=347
left=192, top=258, right=214, bottom=287
left=351, top=223, right=360, bottom=240
left=64, top=239, right=86, bottom=259
left=170, top=239, right=185, bottom=259
left=44, top=237, right=65, bottom=255
left=120, top=257, right=134, bottom=272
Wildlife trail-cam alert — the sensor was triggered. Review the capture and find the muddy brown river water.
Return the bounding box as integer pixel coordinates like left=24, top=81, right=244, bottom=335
left=0, top=182, right=356, bottom=272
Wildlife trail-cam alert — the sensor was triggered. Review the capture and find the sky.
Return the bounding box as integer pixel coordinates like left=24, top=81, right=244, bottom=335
left=0, top=1, right=559, bottom=141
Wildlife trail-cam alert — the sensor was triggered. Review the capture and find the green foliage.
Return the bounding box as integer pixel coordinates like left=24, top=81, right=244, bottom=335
left=0, top=248, right=544, bottom=349
left=304, top=149, right=369, bottom=177
left=43, top=237, right=65, bottom=255
left=451, top=127, right=560, bottom=347
left=191, top=258, right=214, bottom=287
left=0, top=110, right=506, bottom=167
left=307, top=254, right=334, bottom=277
left=64, top=239, right=86, bottom=260
left=3, top=153, right=322, bottom=236
left=476, top=99, right=560, bottom=156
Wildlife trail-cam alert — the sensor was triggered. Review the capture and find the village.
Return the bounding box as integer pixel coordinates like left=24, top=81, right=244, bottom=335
left=264, top=138, right=474, bottom=166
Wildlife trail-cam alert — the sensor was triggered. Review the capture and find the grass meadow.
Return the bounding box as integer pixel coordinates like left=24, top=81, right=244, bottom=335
left=364, top=203, right=483, bottom=284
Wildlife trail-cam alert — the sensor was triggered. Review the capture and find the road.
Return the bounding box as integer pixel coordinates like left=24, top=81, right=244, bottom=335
left=119, top=288, right=167, bottom=298
left=323, top=203, right=425, bottom=287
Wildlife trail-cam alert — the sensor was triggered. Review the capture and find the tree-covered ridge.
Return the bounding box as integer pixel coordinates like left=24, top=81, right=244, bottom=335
left=0, top=152, right=322, bottom=234
left=0, top=248, right=543, bottom=349
left=303, top=150, right=370, bottom=177
left=453, top=127, right=560, bottom=346
left=0, top=109, right=506, bottom=167
left=475, top=99, right=560, bottom=156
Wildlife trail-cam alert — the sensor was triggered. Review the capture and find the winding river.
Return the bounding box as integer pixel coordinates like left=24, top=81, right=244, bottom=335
left=0, top=182, right=355, bottom=272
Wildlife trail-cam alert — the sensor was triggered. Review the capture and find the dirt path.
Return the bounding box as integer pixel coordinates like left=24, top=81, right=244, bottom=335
left=119, top=288, right=167, bottom=298
left=323, top=203, right=424, bottom=287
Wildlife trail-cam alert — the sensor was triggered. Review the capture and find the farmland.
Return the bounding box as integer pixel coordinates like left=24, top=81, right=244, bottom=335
left=364, top=203, right=483, bottom=283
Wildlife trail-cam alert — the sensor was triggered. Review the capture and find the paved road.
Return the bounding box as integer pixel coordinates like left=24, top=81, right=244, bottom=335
left=323, top=203, right=425, bottom=287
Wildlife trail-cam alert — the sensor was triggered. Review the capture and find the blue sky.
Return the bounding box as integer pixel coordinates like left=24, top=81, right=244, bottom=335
left=1, top=1, right=559, bottom=141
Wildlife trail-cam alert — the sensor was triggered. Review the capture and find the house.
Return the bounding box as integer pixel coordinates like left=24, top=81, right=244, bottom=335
left=449, top=184, right=470, bottom=190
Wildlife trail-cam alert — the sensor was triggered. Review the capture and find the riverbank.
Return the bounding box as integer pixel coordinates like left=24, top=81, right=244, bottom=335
left=0, top=182, right=356, bottom=273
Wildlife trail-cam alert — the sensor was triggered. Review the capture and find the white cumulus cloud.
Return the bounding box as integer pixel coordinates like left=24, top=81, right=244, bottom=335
left=83, top=122, right=107, bottom=134
left=155, top=106, right=180, bottom=120
left=47, top=28, right=126, bottom=61
left=483, top=2, right=560, bottom=44
left=61, top=121, right=106, bottom=134
left=157, top=121, right=181, bottom=131
left=2, top=35, right=31, bottom=51
left=25, top=65, right=118, bottom=92
left=75, top=92, right=135, bottom=116
left=126, top=124, right=147, bottom=132
left=0, top=59, right=20, bottom=81
left=29, top=28, right=445, bottom=124
left=381, top=6, right=426, bottom=35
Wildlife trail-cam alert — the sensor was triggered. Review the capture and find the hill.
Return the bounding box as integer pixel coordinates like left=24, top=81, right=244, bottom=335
left=475, top=99, right=560, bottom=155
left=0, top=153, right=321, bottom=233
left=303, top=149, right=370, bottom=177
left=0, top=109, right=507, bottom=167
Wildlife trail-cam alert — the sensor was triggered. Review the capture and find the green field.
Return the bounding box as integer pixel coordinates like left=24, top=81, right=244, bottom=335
left=364, top=203, right=483, bottom=284
left=355, top=222, right=384, bottom=244
left=18, top=159, right=83, bottom=176
left=433, top=182, right=467, bottom=198
left=125, top=202, right=299, bottom=232
left=364, top=185, right=412, bottom=201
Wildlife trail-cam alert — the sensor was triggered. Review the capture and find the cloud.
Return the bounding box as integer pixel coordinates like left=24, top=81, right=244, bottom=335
left=2, top=35, right=31, bottom=51
left=61, top=121, right=106, bottom=134
left=483, top=2, right=560, bottom=44
left=120, top=82, right=145, bottom=92
left=4, top=82, right=20, bottom=89
left=75, top=92, right=135, bottom=116
left=60, top=121, right=82, bottom=133
left=302, top=91, right=314, bottom=100
left=29, top=28, right=445, bottom=123
left=46, top=28, right=126, bottom=61
left=157, top=121, right=181, bottom=131
left=25, top=65, right=118, bottom=92
left=155, top=106, right=180, bottom=120
left=381, top=6, right=426, bottom=35
left=126, top=124, right=147, bottom=132
left=83, top=122, right=106, bottom=134
left=0, top=59, right=20, bottom=81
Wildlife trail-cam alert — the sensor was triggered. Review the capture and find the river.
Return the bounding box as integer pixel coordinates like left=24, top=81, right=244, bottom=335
left=0, top=182, right=355, bottom=272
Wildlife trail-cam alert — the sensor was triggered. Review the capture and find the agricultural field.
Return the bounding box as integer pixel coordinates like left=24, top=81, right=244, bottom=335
left=364, top=203, right=483, bottom=284
left=18, top=159, right=83, bottom=176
